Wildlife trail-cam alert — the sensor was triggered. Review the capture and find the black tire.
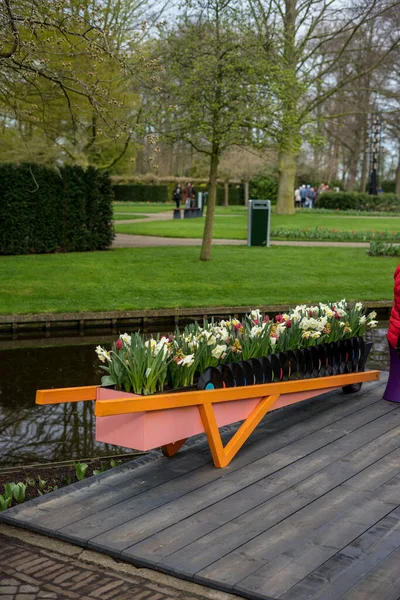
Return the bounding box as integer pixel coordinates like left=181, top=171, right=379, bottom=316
left=342, top=383, right=362, bottom=394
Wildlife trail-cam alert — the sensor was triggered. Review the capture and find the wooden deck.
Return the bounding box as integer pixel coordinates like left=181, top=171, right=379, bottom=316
left=2, top=373, right=400, bottom=600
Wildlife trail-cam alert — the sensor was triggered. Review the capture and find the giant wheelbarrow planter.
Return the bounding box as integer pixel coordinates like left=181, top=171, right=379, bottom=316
left=36, top=370, right=380, bottom=468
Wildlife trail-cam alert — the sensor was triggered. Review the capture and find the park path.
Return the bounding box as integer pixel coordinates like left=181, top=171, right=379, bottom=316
left=112, top=234, right=370, bottom=248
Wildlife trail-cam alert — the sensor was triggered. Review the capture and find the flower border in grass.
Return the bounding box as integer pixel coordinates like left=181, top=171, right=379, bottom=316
left=271, top=227, right=400, bottom=243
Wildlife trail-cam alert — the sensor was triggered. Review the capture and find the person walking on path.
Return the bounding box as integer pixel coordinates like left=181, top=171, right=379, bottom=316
left=300, top=185, right=307, bottom=207
left=172, top=184, right=182, bottom=209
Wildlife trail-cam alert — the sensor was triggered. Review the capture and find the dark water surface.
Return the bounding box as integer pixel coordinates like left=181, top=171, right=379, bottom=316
left=0, top=325, right=390, bottom=468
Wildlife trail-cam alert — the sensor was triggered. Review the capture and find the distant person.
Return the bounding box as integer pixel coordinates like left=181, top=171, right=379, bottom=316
left=172, top=184, right=182, bottom=209
left=305, top=185, right=315, bottom=208
left=300, top=184, right=307, bottom=207
left=294, top=187, right=301, bottom=208
left=378, top=187, right=384, bottom=194
left=190, top=184, right=197, bottom=208
left=186, top=182, right=194, bottom=208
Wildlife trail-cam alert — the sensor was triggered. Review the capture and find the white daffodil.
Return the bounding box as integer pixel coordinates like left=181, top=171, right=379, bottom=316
left=95, top=346, right=112, bottom=363
left=359, top=315, right=367, bottom=325
left=95, top=345, right=106, bottom=363
left=302, top=331, right=311, bottom=339
left=368, top=311, right=377, bottom=319
left=211, top=344, right=227, bottom=359
left=178, top=354, right=195, bottom=367
left=336, top=308, right=346, bottom=317
left=355, top=302, right=363, bottom=311
left=250, top=326, right=263, bottom=338
left=368, top=320, right=378, bottom=328
left=270, top=337, right=277, bottom=345
left=310, top=331, right=321, bottom=339
left=145, top=367, right=152, bottom=377
left=119, top=333, right=131, bottom=346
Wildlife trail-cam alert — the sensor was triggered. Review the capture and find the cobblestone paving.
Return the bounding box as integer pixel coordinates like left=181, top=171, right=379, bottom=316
left=0, top=533, right=235, bottom=600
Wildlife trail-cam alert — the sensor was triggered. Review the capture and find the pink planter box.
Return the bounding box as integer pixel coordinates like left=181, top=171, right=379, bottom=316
left=95, top=386, right=336, bottom=451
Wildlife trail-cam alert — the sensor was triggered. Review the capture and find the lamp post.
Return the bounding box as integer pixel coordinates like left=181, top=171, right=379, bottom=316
left=368, top=114, right=382, bottom=196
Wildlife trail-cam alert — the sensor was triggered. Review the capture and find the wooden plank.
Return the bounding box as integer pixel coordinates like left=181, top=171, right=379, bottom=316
left=36, top=386, right=98, bottom=404
left=139, top=412, right=400, bottom=577
left=122, top=425, right=400, bottom=568
left=339, top=544, right=400, bottom=600
left=279, top=508, right=400, bottom=600
left=94, top=371, right=380, bottom=416
left=82, top=400, right=399, bottom=557
left=201, top=488, right=398, bottom=598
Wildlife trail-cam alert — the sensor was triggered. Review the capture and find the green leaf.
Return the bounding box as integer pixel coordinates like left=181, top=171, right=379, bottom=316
left=4, top=482, right=16, bottom=501
left=101, top=375, right=115, bottom=387
left=13, top=482, right=27, bottom=503
left=74, top=462, right=88, bottom=481
left=0, top=495, right=12, bottom=511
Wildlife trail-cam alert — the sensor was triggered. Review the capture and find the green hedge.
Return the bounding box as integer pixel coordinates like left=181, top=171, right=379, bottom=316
left=317, top=191, right=400, bottom=212
left=216, top=185, right=244, bottom=205
left=0, top=163, right=114, bottom=255
left=112, top=183, right=168, bottom=203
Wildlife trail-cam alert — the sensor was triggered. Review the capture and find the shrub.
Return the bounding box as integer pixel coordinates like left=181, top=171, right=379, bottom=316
left=368, top=242, right=400, bottom=257
left=381, top=180, right=396, bottom=194
left=216, top=184, right=244, bottom=205
left=112, top=183, right=168, bottom=203
left=0, top=163, right=114, bottom=255
left=249, top=175, right=278, bottom=205
left=317, top=191, right=400, bottom=212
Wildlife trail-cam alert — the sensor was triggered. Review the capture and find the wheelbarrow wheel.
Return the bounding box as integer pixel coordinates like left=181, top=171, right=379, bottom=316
left=342, top=383, right=362, bottom=394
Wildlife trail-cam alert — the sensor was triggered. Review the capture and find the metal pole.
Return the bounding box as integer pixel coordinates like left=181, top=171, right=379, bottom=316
left=368, top=114, right=381, bottom=196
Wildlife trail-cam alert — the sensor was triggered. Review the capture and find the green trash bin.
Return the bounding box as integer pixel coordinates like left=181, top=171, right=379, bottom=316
left=247, top=199, right=271, bottom=247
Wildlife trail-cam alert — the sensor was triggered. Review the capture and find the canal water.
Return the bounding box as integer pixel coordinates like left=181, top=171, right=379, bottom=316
left=0, top=324, right=390, bottom=468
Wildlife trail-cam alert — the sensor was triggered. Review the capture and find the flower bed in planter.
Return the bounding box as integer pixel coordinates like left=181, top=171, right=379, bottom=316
left=94, top=335, right=373, bottom=453
left=37, top=301, right=380, bottom=468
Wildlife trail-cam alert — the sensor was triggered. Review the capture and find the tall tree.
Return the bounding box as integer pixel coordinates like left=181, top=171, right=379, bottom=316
left=248, top=0, right=400, bottom=213
left=0, top=0, right=156, bottom=168
left=154, top=0, right=272, bottom=260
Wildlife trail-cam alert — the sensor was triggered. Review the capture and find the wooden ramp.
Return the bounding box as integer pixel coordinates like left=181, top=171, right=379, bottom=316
left=2, top=374, right=400, bottom=600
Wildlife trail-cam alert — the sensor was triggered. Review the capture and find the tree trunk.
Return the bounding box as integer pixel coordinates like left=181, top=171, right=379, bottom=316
left=200, top=148, right=219, bottom=261
left=346, top=153, right=359, bottom=191
left=244, top=178, right=249, bottom=207
left=396, top=148, right=400, bottom=196
left=224, top=180, right=229, bottom=207
left=360, top=144, right=369, bottom=193
left=275, top=150, right=296, bottom=215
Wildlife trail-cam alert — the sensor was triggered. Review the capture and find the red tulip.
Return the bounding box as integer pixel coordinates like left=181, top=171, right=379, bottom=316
left=116, top=339, right=123, bottom=350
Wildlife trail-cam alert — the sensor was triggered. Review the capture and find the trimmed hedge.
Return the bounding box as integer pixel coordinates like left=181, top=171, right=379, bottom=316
left=112, top=183, right=168, bottom=203
left=0, top=163, right=114, bottom=255
left=317, top=191, right=400, bottom=212
left=216, top=185, right=244, bottom=206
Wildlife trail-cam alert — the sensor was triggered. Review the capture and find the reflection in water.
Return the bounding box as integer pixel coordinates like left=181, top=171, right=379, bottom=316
left=0, top=325, right=390, bottom=467
left=0, top=339, right=132, bottom=467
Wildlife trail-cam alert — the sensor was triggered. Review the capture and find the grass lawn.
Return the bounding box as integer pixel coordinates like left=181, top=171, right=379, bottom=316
left=0, top=246, right=396, bottom=314
left=115, top=212, right=400, bottom=239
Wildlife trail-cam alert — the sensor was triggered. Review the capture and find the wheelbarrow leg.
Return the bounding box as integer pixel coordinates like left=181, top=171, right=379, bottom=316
left=161, top=438, right=188, bottom=457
